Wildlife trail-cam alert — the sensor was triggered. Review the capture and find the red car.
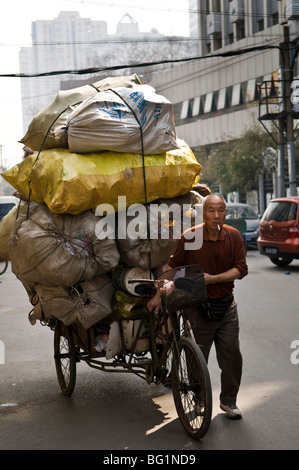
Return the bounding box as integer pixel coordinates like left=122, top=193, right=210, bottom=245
left=258, top=196, right=299, bottom=266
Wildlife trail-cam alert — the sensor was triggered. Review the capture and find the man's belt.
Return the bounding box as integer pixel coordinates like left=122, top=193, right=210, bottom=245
left=207, top=294, right=234, bottom=306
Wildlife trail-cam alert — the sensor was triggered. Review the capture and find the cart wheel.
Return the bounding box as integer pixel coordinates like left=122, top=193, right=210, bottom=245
left=0, top=261, right=8, bottom=275
left=54, top=322, right=76, bottom=396
left=162, top=346, right=173, bottom=387
left=172, top=337, right=212, bottom=440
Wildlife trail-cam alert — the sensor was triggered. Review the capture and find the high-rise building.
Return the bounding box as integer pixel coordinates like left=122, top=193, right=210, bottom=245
left=19, top=11, right=109, bottom=133
left=19, top=11, right=196, bottom=135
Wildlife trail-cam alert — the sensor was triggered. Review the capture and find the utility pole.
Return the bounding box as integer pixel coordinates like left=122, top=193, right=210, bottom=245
left=280, top=2, right=297, bottom=195
left=277, top=114, right=286, bottom=197
left=276, top=61, right=285, bottom=197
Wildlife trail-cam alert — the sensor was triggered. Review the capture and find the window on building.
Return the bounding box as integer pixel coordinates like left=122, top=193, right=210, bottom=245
left=217, top=88, right=227, bottom=110
left=213, top=32, right=222, bottom=50
left=245, top=79, right=257, bottom=102
left=236, top=21, right=245, bottom=40
left=214, top=0, right=221, bottom=12
left=260, top=74, right=274, bottom=98
left=192, top=97, right=201, bottom=117
left=231, top=84, right=242, bottom=106
left=204, top=92, right=215, bottom=113
left=258, top=19, right=264, bottom=31
left=226, top=86, right=233, bottom=105
left=180, top=100, right=190, bottom=119
left=273, top=12, right=279, bottom=25
left=206, top=0, right=210, bottom=14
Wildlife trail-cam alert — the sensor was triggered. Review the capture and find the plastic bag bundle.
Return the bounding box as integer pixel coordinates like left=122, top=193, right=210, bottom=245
left=2, top=140, right=201, bottom=214
left=0, top=204, right=21, bottom=261
left=9, top=202, right=120, bottom=286
left=60, top=85, right=178, bottom=155
left=19, top=74, right=143, bottom=152
left=115, top=191, right=203, bottom=269
left=29, top=275, right=115, bottom=329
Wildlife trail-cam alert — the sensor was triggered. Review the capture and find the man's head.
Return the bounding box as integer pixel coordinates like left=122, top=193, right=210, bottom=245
left=203, top=194, right=227, bottom=231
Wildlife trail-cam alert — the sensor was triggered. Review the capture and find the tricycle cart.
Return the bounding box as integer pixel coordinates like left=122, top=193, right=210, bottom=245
left=49, top=264, right=212, bottom=440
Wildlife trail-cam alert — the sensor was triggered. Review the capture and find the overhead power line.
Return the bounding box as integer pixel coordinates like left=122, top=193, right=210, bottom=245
left=0, top=34, right=285, bottom=48
left=64, top=0, right=283, bottom=20
left=0, top=45, right=280, bottom=78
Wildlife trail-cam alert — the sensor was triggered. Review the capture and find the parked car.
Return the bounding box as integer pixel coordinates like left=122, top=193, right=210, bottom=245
left=0, top=196, right=18, bottom=222
left=258, top=196, right=299, bottom=266
left=225, top=203, right=260, bottom=248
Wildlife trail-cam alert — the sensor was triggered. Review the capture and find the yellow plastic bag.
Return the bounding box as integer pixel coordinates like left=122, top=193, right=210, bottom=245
left=2, top=139, right=201, bottom=214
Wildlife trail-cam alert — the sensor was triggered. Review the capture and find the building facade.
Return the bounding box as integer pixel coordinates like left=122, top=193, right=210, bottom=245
left=148, top=0, right=299, bottom=203
left=151, top=0, right=299, bottom=153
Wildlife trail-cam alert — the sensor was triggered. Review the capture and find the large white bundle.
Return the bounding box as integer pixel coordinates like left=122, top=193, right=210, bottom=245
left=9, top=202, right=120, bottom=287
left=60, top=85, right=178, bottom=155
left=19, top=74, right=143, bottom=152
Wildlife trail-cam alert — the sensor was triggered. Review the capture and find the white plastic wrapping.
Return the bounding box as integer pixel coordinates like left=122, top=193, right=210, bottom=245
left=60, top=85, right=178, bottom=155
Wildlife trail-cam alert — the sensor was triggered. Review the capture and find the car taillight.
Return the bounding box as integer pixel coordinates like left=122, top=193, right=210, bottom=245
left=288, top=222, right=299, bottom=238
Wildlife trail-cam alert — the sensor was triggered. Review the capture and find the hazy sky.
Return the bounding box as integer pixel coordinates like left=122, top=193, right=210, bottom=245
left=0, top=0, right=190, bottom=168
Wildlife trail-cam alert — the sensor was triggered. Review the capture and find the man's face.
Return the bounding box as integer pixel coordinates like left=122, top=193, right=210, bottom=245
left=203, top=196, right=227, bottom=230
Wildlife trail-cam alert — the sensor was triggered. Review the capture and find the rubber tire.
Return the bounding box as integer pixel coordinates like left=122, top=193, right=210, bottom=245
left=54, top=322, right=76, bottom=396
left=0, top=261, right=8, bottom=275
left=270, top=256, right=293, bottom=267
left=171, top=337, right=212, bottom=440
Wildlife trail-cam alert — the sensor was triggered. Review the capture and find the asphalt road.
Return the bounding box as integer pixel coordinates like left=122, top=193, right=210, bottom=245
left=0, top=251, right=299, bottom=452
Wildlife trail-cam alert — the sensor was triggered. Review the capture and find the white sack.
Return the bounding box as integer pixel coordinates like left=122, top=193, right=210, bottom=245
left=105, top=321, right=122, bottom=359
left=61, top=85, right=178, bottom=155
left=105, top=319, right=149, bottom=359
left=20, top=74, right=143, bottom=151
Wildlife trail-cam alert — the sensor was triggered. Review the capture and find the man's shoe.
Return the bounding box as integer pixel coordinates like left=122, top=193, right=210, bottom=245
left=220, top=403, right=242, bottom=419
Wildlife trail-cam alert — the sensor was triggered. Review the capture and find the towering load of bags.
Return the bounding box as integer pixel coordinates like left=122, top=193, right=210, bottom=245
left=1, top=74, right=204, bottom=340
